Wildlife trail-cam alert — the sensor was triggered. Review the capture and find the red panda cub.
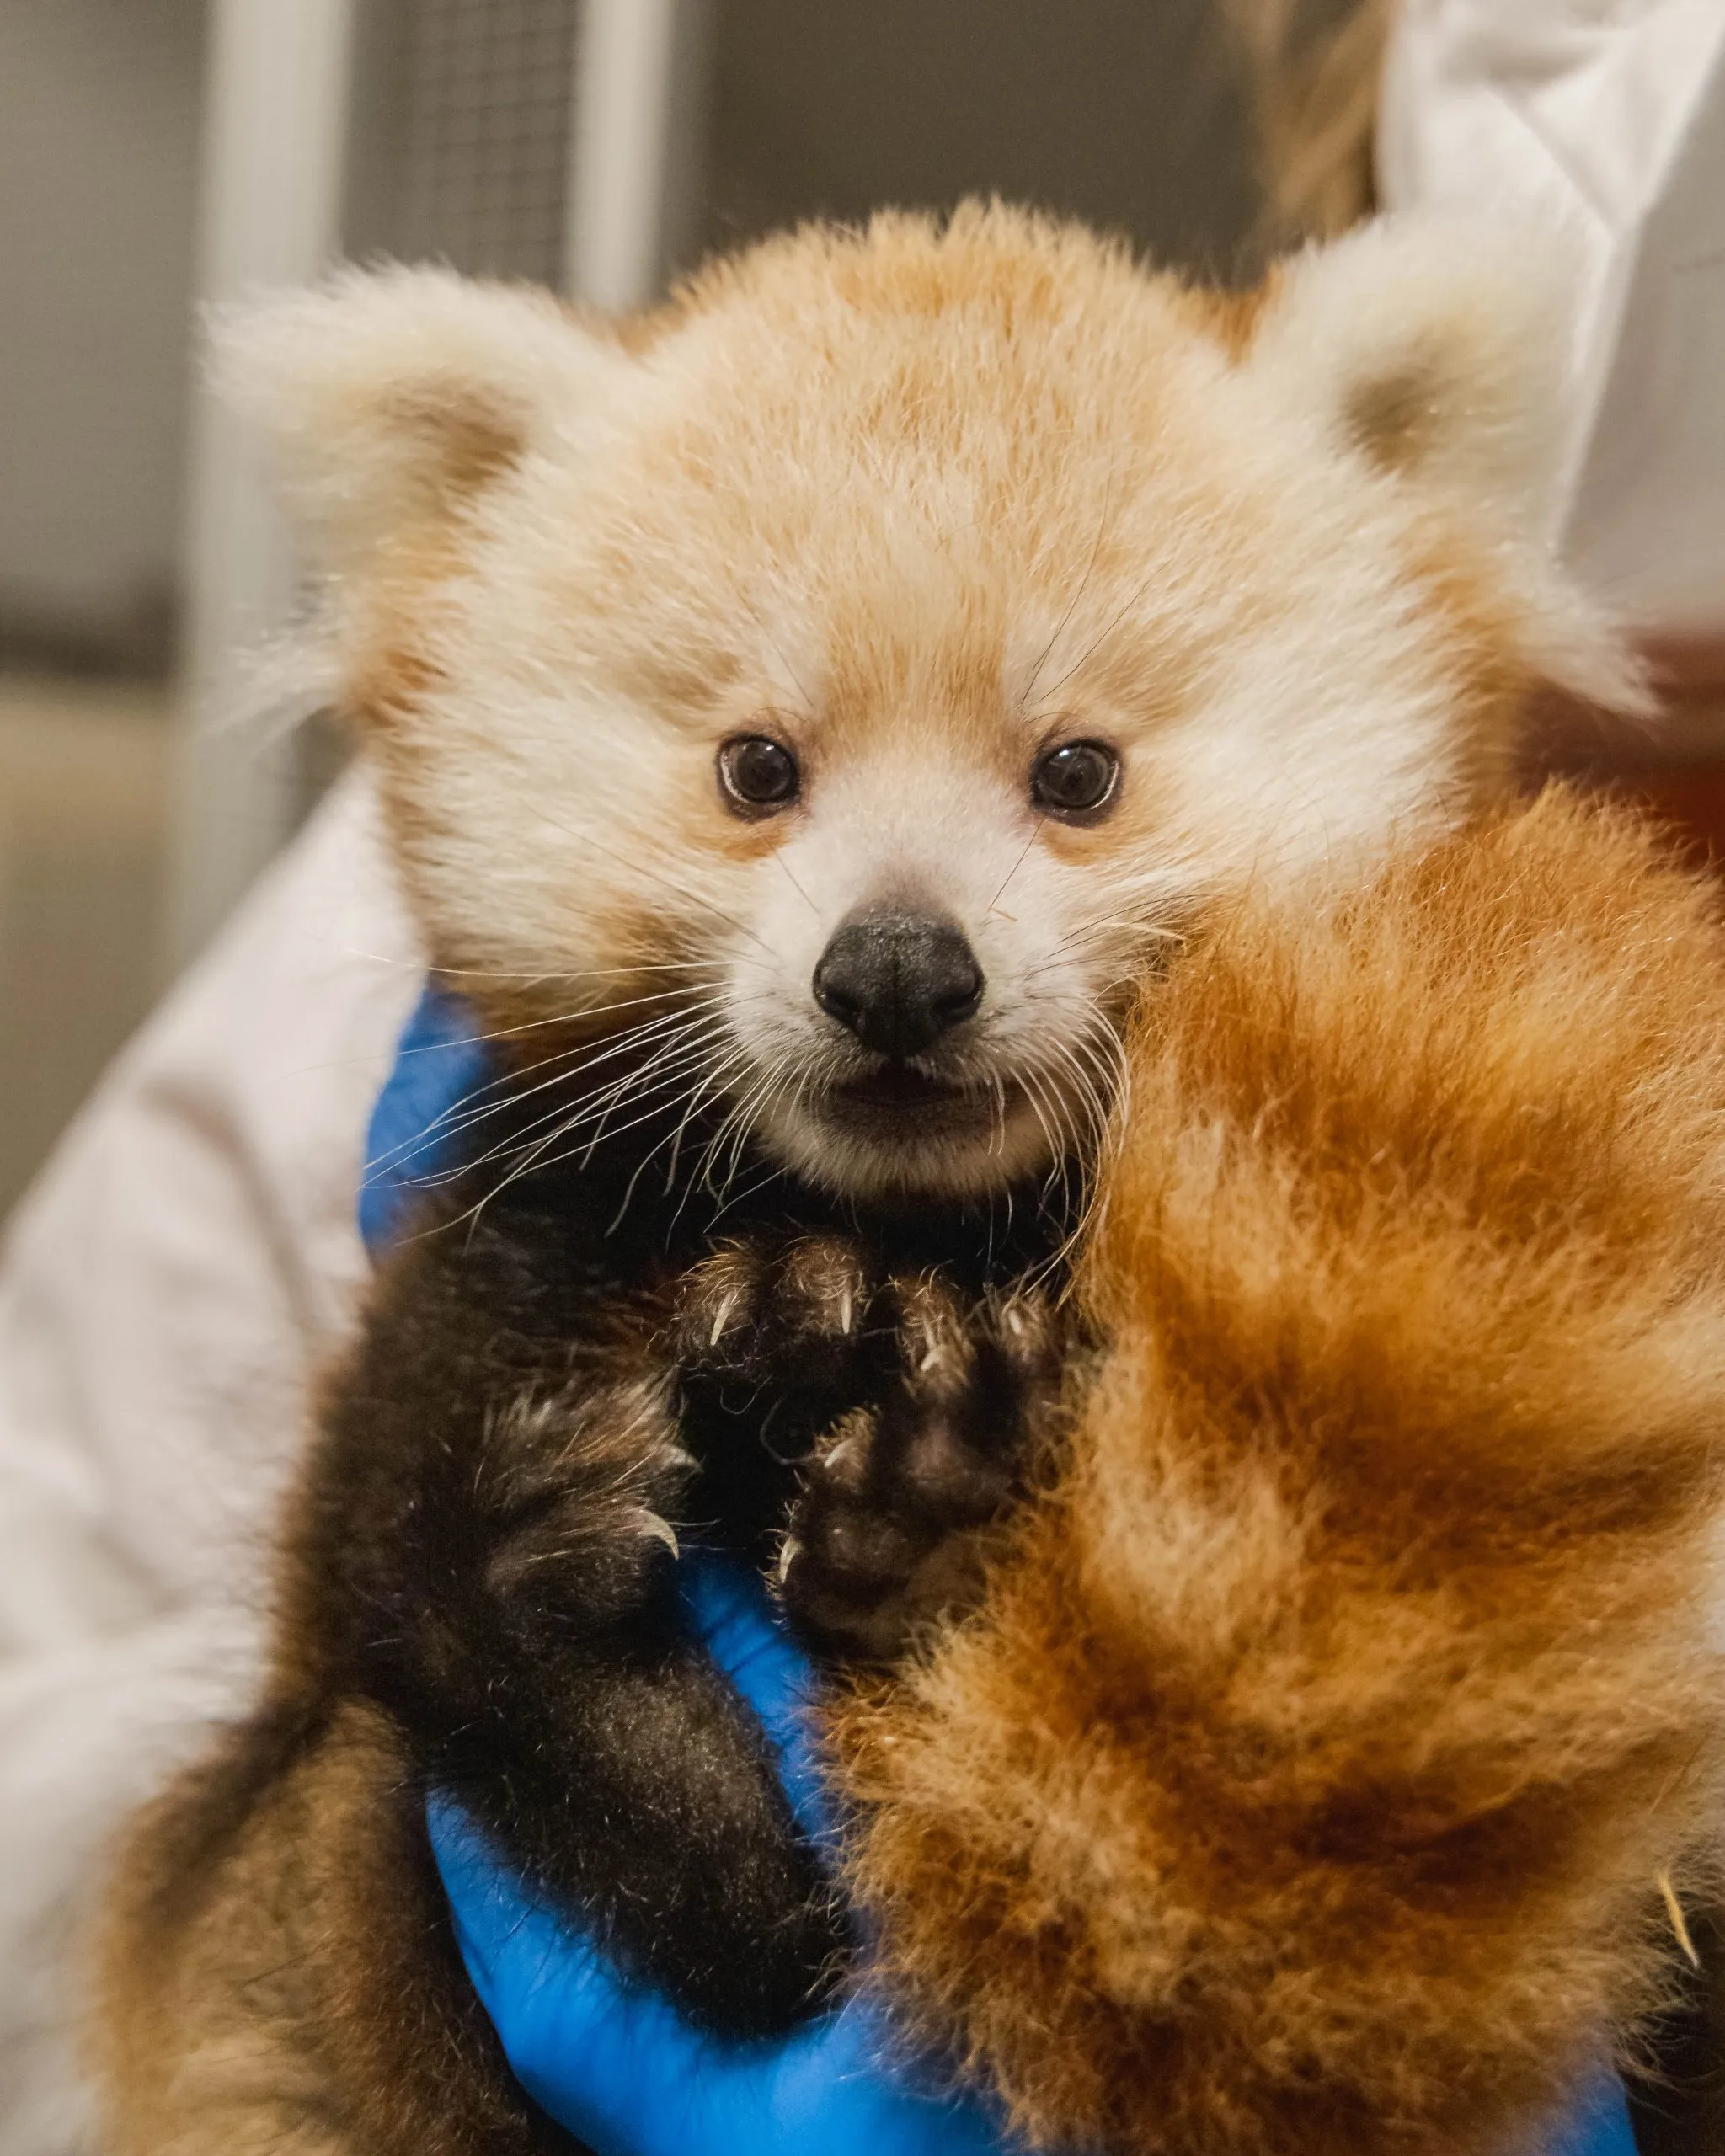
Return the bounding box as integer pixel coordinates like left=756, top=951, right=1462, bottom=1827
left=95, top=205, right=1666, bottom=2156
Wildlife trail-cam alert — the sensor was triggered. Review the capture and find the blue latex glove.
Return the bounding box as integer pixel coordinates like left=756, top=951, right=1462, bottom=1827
left=367, top=987, right=1641, bottom=2156
left=1553, top=2084, right=1639, bottom=2156
left=359, top=983, right=496, bottom=1248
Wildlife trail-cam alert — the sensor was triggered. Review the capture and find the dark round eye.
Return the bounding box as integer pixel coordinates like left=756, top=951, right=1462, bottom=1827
left=1031, top=739, right=1119, bottom=819
left=718, top=734, right=799, bottom=815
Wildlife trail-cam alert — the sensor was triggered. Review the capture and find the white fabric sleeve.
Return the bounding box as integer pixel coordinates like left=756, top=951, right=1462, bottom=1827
left=0, top=765, right=420, bottom=2156
left=1378, top=0, right=1725, bottom=641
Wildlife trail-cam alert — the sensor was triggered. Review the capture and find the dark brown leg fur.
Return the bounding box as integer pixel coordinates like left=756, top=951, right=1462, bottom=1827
left=99, top=1700, right=565, bottom=2156
left=289, top=1203, right=848, bottom=2041
left=1626, top=1900, right=1725, bottom=2155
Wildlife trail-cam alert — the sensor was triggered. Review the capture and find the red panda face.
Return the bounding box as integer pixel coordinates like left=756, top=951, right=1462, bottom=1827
left=227, top=207, right=1645, bottom=1203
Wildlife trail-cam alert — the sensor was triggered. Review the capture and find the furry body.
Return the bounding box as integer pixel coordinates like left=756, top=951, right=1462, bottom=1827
left=93, top=206, right=1680, bottom=2153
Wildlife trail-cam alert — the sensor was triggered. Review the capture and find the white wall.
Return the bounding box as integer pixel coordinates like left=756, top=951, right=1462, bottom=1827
left=0, top=0, right=204, bottom=661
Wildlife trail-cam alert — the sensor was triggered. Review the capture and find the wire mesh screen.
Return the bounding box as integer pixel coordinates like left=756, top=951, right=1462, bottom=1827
left=388, top=0, right=579, bottom=286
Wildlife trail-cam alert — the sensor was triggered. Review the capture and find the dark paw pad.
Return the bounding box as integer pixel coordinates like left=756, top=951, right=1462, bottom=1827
left=778, top=1278, right=1063, bottom=1660
left=672, top=1235, right=870, bottom=1380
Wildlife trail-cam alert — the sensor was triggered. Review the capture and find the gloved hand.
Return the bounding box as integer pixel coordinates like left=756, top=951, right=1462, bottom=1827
left=369, top=987, right=1641, bottom=2156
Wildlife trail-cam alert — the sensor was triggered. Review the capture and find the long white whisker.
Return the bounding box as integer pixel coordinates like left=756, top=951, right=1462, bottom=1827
left=1019, top=465, right=1115, bottom=712
left=702, top=1055, right=806, bottom=1225
left=608, top=1043, right=761, bottom=1229
left=368, top=998, right=734, bottom=1179
left=771, top=850, right=820, bottom=918
left=696, top=1046, right=795, bottom=1203
left=660, top=1049, right=762, bottom=1235
left=430, top=1023, right=736, bottom=1187
left=455, top=1043, right=734, bottom=1227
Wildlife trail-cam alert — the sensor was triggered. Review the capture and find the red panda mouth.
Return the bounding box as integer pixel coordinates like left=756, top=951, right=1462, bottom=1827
left=821, top=1064, right=1007, bottom=1139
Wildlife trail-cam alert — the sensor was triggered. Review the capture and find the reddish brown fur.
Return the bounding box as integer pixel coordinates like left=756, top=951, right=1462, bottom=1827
left=830, top=788, right=1725, bottom=2154
left=99, top=1700, right=553, bottom=2156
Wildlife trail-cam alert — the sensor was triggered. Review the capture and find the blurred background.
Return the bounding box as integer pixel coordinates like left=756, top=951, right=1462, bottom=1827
left=0, top=0, right=1717, bottom=1219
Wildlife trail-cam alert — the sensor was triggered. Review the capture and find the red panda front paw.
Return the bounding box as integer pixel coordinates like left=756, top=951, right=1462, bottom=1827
left=670, top=1233, right=872, bottom=1384
left=777, top=1276, right=1064, bottom=1662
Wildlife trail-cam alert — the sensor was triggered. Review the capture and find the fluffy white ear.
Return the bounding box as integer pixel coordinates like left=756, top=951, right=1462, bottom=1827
left=1249, top=215, right=1582, bottom=534
left=214, top=265, right=625, bottom=574
left=1250, top=216, right=1650, bottom=712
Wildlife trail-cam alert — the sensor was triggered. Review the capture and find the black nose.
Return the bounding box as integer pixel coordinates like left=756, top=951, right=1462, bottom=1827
left=813, top=911, right=985, bottom=1058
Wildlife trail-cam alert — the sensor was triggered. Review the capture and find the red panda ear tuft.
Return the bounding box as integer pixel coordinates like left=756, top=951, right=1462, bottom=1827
left=1247, top=216, right=1653, bottom=717
left=212, top=265, right=629, bottom=577
left=1248, top=215, right=1583, bottom=529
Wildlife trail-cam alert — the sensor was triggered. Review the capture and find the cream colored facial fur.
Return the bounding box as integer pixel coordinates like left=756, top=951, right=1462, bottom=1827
left=226, top=204, right=1643, bottom=1202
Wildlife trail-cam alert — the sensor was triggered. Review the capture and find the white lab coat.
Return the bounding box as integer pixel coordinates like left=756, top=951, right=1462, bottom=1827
left=1380, top=0, right=1725, bottom=642
left=0, top=771, right=418, bottom=2153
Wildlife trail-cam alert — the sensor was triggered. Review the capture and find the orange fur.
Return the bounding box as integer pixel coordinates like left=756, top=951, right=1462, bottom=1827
left=830, top=787, right=1725, bottom=2154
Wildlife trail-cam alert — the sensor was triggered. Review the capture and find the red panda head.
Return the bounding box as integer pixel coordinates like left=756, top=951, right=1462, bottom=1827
left=226, top=205, right=1643, bottom=1203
